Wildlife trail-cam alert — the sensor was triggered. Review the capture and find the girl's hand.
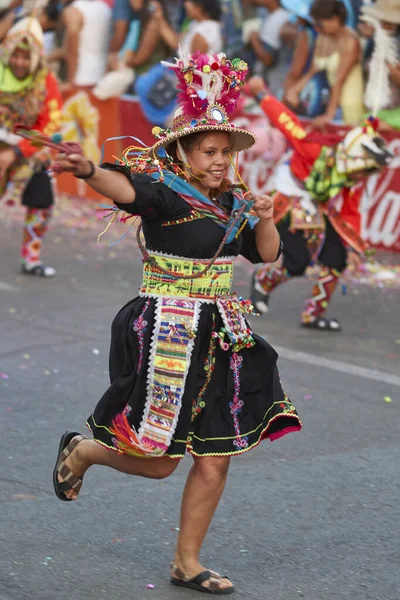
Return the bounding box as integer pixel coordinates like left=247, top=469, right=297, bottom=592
left=55, top=153, right=93, bottom=177
left=253, top=194, right=274, bottom=221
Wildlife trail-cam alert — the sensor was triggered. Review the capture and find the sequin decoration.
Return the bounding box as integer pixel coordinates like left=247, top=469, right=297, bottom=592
left=161, top=210, right=205, bottom=227
left=229, top=353, right=248, bottom=449
left=216, top=295, right=255, bottom=352
left=133, top=299, right=150, bottom=373
left=191, top=314, right=217, bottom=422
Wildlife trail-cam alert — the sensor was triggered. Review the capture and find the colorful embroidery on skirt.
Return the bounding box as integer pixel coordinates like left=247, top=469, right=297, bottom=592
left=229, top=352, right=248, bottom=449
left=133, top=299, right=150, bottom=373
left=191, top=313, right=217, bottom=422
left=111, top=297, right=199, bottom=457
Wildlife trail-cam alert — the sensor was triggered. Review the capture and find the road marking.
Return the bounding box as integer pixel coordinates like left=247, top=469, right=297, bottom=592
left=274, top=345, right=400, bottom=388
left=0, top=281, right=18, bottom=292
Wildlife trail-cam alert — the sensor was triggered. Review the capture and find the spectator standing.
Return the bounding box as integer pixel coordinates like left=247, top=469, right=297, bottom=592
left=247, top=0, right=296, bottom=95
left=131, top=1, right=223, bottom=128
left=154, top=0, right=223, bottom=54
left=107, top=0, right=139, bottom=72
left=220, top=0, right=244, bottom=57
left=94, top=1, right=171, bottom=101
left=286, top=0, right=364, bottom=127
left=59, top=0, right=112, bottom=89
left=281, top=0, right=319, bottom=108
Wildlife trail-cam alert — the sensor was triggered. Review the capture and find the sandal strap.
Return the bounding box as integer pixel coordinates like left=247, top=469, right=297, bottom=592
left=171, top=564, right=185, bottom=580
left=56, top=434, right=85, bottom=492
left=192, top=571, right=228, bottom=591
left=171, top=563, right=231, bottom=591
left=58, top=462, right=83, bottom=491
left=61, top=435, right=84, bottom=460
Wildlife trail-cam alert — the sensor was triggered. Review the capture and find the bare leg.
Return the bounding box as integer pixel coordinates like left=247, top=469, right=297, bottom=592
left=58, top=438, right=179, bottom=500
left=172, top=455, right=233, bottom=591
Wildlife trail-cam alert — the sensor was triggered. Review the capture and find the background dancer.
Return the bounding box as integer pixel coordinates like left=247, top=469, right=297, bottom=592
left=0, top=16, right=62, bottom=277
left=248, top=76, right=392, bottom=331
left=52, top=52, right=301, bottom=595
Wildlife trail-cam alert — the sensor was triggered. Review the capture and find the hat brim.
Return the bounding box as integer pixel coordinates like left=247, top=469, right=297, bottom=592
left=150, top=124, right=256, bottom=157
left=361, top=5, right=400, bottom=24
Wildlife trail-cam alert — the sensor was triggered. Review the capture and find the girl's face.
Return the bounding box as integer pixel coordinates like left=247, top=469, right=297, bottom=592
left=184, top=1, right=204, bottom=21
left=9, top=46, right=31, bottom=80
left=182, top=131, right=232, bottom=194
left=314, top=16, right=342, bottom=36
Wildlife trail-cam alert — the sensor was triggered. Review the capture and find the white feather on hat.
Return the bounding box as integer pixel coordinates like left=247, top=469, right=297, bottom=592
left=363, top=15, right=399, bottom=114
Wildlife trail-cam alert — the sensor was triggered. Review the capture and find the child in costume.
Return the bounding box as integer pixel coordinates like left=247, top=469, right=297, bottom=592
left=0, top=16, right=62, bottom=276
left=52, top=52, right=302, bottom=595
left=248, top=76, right=392, bottom=331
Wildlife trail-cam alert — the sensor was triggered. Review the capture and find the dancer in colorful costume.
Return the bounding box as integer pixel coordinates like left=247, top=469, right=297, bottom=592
left=52, top=52, right=302, bottom=594
left=249, top=76, right=392, bottom=331
left=0, top=17, right=62, bottom=276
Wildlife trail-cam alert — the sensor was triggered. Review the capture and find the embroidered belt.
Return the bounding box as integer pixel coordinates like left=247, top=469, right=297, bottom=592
left=140, top=252, right=234, bottom=300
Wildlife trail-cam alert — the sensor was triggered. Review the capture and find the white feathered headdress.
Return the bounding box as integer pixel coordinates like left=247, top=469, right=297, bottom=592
left=363, top=15, right=399, bottom=115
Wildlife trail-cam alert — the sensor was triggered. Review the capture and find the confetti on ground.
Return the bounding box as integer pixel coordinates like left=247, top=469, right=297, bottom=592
left=384, top=397, right=393, bottom=403
left=239, top=549, right=249, bottom=553
left=145, top=584, right=155, bottom=589
left=92, top=348, right=100, bottom=355
left=8, top=307, right=16, bottom=314
left=23, top=353, right=31, bottom=359
left=112, top=538, right=124, bottom=543
left=12, top=494, right=36, bottom=501
left=0, top=373, right=9, bottom=379
left=303, top=395, right=312, bottom=400
left=171, top=527, right=180, bottom=531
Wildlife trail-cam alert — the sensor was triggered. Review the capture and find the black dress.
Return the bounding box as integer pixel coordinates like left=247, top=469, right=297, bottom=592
left=86, top=168, right=302, bottom=458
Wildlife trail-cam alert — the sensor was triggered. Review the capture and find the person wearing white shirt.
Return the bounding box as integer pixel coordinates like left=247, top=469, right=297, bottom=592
left=153, top=0, right=223, bottom=54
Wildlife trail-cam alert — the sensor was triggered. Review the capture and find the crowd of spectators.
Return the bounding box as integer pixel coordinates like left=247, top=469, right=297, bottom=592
left=0, top=0, right=399, bottom=130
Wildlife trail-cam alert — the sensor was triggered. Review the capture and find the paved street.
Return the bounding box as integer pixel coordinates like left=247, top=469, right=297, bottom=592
left=1, top=206, right=399, bottom=600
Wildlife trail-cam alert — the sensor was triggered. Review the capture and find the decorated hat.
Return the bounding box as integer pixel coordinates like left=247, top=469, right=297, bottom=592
left=3, top=16, right=44, bottom=73
left=150, top=51, right=256, bottom=157
left=336, top=118, right=393, bottom=174
left=361, top=0, right=400, bottom=25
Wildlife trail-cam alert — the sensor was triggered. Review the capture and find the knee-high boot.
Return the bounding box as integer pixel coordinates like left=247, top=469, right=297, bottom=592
left=301, top=266, right=341, bottom=325
left=21, top=207, right=56, bottom=277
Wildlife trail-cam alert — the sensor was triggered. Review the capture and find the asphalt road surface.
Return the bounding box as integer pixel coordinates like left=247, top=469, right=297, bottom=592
left=1, top=211, right=399, bottom=600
